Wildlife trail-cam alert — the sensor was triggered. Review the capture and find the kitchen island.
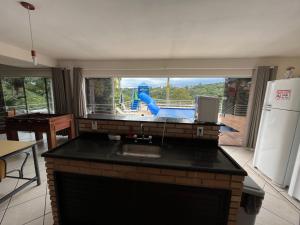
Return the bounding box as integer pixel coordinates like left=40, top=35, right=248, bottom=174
left=43, top=133, right=246, bottom=225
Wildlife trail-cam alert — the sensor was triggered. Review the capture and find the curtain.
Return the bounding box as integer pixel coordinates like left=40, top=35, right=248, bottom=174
left=0, top=79, right=6, bottom=133
left=73, top=67, right=86, bottom=117
left=244, top=66, right=277, bottom=148
left=51, top=68, right=73, bottom=114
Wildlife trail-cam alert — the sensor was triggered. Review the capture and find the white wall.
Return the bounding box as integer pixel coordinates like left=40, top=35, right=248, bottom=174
left=58, top=57, right=300, bottom=79
left=0, top=64, right=51, bottom=77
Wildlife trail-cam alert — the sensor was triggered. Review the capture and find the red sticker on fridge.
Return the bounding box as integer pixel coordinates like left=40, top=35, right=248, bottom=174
left=276, top=90, right=291, bottom=100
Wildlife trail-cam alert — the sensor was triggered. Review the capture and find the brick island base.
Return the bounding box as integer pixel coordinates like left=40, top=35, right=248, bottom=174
left=45, top=158, right=244, bottom=225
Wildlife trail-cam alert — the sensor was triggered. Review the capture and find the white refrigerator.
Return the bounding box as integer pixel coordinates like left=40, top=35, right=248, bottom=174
left=253, top=78, right=300, bottom=188
left=288, top=145, right=300, bottom=200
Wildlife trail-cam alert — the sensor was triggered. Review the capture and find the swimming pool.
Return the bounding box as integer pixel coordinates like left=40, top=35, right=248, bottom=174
left=156, top=108, right=195, bottom=119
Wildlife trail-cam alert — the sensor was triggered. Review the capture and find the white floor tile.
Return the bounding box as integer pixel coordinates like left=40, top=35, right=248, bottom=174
left=256, top=208, right=293, bottom=225
left=23, top=167, right=47, bottom=184
left=263, top=182, right=286, bottom=201
left=44, top=212, right=54, bottom=225
left=0, top=199, right=10, bottom=214
left=262, top=192, right=299, bottom=225
left=23, top=216, right=44, bottom=225
left=0, top=210, right=5, bottom=223
left=0, top=178, right=19, bottom=212
left=244, top=165, right=266, bottom=189
left=279, top=191, right=300, bottom=211
left=45, top=194, right=51, bottom=214
left=1, top=195, right=45, bottom=225
left=9, top=180, right=47, bottom=208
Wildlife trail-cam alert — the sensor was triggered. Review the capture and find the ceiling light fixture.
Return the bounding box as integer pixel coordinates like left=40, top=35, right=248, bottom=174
left=20, top=1, right=38, bottom=66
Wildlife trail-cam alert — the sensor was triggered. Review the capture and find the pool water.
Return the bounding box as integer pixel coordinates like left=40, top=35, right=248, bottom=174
left=156, top=108, right=195, bottom=119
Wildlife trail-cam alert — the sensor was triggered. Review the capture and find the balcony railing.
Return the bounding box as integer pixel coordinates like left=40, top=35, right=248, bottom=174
left=5, top=103, right=49, bottom=114
left=87, top=98, right=250, bottom=117
left=154, top=99, right=195, bottom=108
left=221, top=103, right=248, bottom=116
left=87, top=104, right=115, bottom=114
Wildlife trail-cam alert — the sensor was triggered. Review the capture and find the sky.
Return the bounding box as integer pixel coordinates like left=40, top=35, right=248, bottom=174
left=120, top=78, right=225, bottom=88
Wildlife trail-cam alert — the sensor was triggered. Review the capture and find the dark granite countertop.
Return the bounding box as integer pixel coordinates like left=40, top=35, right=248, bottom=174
left=42, top=134, right=247, bottom=176
left=78, top=114, right=223, bottom=126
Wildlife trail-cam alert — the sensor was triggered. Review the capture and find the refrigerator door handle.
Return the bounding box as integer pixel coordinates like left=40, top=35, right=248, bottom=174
left=265, top=105, right=272, bottom=109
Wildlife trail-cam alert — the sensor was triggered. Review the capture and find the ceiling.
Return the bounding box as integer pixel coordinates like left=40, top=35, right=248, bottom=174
left=1, top=0, right=300, bottom=60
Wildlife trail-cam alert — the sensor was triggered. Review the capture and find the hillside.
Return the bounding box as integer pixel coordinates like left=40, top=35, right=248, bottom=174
left=118, top=82, right=224, bottom=102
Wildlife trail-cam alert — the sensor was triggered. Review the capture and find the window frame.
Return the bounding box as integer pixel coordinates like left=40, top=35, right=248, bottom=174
left=0, top=76, right=54, bottom=114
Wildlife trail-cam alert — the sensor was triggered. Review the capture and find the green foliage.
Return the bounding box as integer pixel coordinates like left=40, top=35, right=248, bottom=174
left=188, top=83, right=225, bottom=98
left=1, top=77, right=48, bottom=110
left=170, top=87, right=192, bottom=100
left=115, top=81, right=224, bottom=102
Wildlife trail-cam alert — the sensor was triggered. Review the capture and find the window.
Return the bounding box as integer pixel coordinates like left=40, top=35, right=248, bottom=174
left=0, top=77, right=54, bottom=114
left=85, top=78, right=114, bottom=114
left=85, top=76, right=251, bottom=146
left=113, top=77, right=225, bottom=118
left=2, top=78, right=27, bottom=114
left=85, top=77, right=251, bottom=119
left=221, top=78, right=251, bottom=116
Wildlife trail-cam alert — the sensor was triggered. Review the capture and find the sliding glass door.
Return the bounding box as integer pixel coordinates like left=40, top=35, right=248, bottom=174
left=218, top=78, right=252, bottom=146
left=0, top=77, right=54, bottom=115
left=85, top=78, right=114, bottom=114
left=2, top=77, right=27, bottom=114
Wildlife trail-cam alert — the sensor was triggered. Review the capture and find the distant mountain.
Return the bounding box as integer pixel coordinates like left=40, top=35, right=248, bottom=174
left=121, top=78, right=224, bottom=88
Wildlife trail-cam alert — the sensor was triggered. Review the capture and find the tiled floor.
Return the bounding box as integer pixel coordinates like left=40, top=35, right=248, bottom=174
left=222, top=145, right=300, bottom=225
left=0, top=133, right=66, bottom=225
left=0, top=133, right=299, bottom=225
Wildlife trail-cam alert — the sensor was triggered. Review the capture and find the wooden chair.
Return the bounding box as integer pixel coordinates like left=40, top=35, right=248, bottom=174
left=0, top=108, right=16, bottom=134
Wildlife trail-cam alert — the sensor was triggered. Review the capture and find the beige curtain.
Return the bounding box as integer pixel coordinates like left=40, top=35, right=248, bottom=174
left=73, top=67, right=86, bottom=118
left=0, top=79, right=6, bottom=133
left=244, top=66, right=277, bottom=148
left=51, top=68, right=73, bottom=114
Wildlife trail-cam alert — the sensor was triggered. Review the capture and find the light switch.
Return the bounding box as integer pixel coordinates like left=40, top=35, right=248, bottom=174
left=196, top=127, right=204, bottom=136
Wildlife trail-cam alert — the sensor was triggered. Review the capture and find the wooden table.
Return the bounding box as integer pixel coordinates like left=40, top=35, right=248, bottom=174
left=0, top=140, right=40, bottom=204
left=5, top=113, right=75, bottom=149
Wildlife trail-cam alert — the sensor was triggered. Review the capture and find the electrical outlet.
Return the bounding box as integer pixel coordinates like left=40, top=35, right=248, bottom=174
left=196, top=127, right=204, bottom=136
left=91, top=121, right=97, bottom=130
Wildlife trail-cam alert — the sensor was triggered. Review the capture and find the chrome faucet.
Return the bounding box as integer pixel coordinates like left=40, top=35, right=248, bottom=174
left=134, top=123, right=152, bottom=143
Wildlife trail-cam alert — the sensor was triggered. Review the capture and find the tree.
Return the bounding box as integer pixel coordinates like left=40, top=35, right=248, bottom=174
left=170, top=88, right=192, bottom=100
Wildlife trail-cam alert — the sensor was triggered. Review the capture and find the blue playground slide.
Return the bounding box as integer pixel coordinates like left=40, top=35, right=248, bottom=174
left=138, top=92, right=160, bottom=115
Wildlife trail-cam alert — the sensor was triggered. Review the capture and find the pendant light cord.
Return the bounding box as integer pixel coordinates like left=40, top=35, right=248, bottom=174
left=26, top=7, right=34, bottom=50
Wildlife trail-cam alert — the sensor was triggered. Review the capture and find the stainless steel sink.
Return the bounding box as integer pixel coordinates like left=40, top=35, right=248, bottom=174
left=117, top=144, right=161, bottom=158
